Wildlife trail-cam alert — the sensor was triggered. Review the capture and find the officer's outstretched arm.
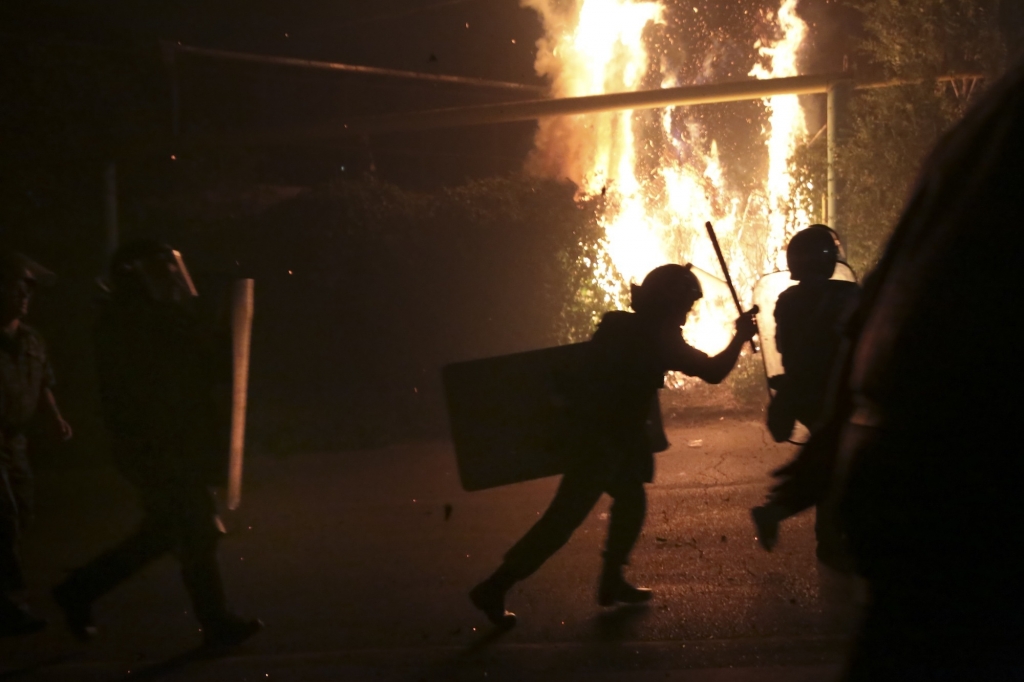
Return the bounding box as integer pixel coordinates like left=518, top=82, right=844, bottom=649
left=693, top=310, right=758, bottom=385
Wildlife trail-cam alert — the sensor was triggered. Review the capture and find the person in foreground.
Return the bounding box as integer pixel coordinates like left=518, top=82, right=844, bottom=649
left=802, top=58, right=1024, bottom=679
left=470, top=263, right=757, bottom=628
left=52, top=240, right=261, bottom=648
left=0, top=252, right=72, bottom=637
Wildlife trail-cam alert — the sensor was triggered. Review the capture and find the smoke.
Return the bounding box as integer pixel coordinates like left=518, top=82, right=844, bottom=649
left=520, top=0, right=665, bottom=186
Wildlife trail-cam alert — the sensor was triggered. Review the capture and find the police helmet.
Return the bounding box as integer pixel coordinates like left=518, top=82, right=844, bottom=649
left=110, top=239, right=198, bottom=302
left=786, top=225, right=842, bottom=281
left=630, top=263, right=703, bottom=316
left=0, top=251, right=56, bottom=288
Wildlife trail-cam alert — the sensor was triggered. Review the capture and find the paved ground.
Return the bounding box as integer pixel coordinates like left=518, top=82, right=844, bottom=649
left=1, top=418, right=862, bottom=681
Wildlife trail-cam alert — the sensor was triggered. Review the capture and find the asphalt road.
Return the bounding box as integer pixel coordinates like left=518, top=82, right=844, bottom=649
left=1, top=417, right=862, bottom=681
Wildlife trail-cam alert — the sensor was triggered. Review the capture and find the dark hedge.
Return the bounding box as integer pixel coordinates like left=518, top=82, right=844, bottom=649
left=159, top=175, right=612, bottom=454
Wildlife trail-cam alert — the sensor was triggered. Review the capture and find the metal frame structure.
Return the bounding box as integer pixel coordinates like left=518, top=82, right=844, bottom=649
left=320, top=72, right=976, bottom=230
left=153, top=42, right=983, bottom=232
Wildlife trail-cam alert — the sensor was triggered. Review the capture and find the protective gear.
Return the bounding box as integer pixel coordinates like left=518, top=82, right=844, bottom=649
left=630, top=263, right=703, bottom=315
left=753, top=263, right=858, bottom=399
left=597, top=563, right=653, bottom=606
left=443, top=343, right=667, bottom=492
left=54, top=250, right=254, bottom=644
left=201, top=614, right=263, bottom=648
left=786, top=225, right=843, bottom=281
left=110, top=240, right=198, bottom=303
left=469, top=575, right=517, bottom=629
left=0, top=252, right=56, bottom=288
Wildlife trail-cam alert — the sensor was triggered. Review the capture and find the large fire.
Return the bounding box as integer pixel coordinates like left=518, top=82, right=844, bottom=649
left=524, top=0, right=810, bottom=355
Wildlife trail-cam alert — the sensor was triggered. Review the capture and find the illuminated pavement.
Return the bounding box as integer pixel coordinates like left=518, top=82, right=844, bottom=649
left=2, top=418, right=860, bottom=680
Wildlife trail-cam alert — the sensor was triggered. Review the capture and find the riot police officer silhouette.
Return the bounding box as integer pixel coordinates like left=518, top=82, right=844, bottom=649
left=470, top=263, right=757, bottom=627
left=751, top=226, right=860, bottom=564
left=52, top=240, right=261, bottom=647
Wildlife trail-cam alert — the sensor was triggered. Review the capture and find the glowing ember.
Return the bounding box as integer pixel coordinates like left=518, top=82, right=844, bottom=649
left=525, top=0, right=810, bottom=355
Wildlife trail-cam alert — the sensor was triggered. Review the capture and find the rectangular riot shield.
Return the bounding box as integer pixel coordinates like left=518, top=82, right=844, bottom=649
left=443, top=343, right=667, bottom=492
left=227, top=279, right=254, bottom=510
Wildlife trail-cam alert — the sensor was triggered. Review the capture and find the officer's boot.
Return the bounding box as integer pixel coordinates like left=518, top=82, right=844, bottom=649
left=469, top=565, right=518, bottom=629
left=751, top=502, right=788, bottom=552
left=598, top=560, right=652, bottom=607
left=51, top=571, right=107, bottom=643
left=181, top=549, right=262, bottom=649
left=0, top=592, right=47, bottom=637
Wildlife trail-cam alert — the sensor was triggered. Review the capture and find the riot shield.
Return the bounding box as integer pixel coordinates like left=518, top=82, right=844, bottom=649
left=753, top=264, right=856, bottom=382
left=227, top=279, right=254, bottom=511
left=752, top=264, right=856, bottom=439
left=443, top=343, right=667, bottom=492
left=685, top=265, right=738, bottom=355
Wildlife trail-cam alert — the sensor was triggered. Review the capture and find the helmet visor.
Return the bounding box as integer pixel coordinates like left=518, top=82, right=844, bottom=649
left=133, top=249, right=198, bottom=301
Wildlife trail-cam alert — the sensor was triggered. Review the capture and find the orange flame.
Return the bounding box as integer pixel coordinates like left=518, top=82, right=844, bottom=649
left=525, top=0, right=809, bottom=355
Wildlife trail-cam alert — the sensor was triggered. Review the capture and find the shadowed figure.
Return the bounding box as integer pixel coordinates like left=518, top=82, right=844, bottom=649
left=51, top=240, right=261, bottom=649
left=751, top=226, right=861, bottom=567
left=470, top=264, right=757, bottom=628
left=796, top=59, right=1024, bottom=680
left=0, top=253, right=72, bottom=638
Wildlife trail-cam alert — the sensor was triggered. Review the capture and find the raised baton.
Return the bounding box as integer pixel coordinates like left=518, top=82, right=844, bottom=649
left=704, top=221, right=758, bottom=354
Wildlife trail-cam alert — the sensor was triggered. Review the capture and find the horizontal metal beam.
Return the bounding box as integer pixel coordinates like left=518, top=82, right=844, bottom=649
left=164, top=71, right=982, bottom=151
left=163, top=41, right=546, bottom=93
left=219, top=72, right=982, bottom=145
left=355, top=73, right=840, bottom=132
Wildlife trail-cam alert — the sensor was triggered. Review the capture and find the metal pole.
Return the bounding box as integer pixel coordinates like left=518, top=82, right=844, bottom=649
left=103, top=162, right=118, bottom=261
left=341, top=74, right=840, bottom=135
left=160, top=42, right=182, bottom=136
left=168, top=42, right=546, bottom=94
left=827, top=83, right=837, bottom=228
left=207, top=72, right=979, bottom=144
left=827, top=80, right=852, bottom=231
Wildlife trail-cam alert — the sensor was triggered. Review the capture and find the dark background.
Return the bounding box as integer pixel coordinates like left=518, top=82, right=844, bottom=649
left=2, top=1, right=1023, bottom=465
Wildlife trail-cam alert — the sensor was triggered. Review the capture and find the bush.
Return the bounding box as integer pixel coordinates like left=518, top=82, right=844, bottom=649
left=155, top=174, right=614, bottom=453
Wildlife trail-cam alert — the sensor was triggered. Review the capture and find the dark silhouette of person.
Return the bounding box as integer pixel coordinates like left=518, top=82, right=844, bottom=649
left=0, top=253, right=72, bottom=637
left=51, top=240, right=261, bottom=648
left=804, top=59, right=1024, bottom=679
left=751, top=226, right=860, bottom=566
left=470, top=264, right=757, bottom=627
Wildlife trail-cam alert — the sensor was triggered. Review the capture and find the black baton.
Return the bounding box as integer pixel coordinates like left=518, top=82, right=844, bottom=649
left=705, top=221, right=758, bottom=354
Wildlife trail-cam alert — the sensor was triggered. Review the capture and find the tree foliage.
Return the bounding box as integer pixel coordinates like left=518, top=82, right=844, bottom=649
left=792, top=0, right=1007, bottom=274
left=155, top=174, right=611, bottom=452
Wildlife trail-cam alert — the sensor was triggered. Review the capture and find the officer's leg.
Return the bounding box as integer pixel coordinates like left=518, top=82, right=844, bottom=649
left=52, top=493, right=176, bottom=640
left=502, top=469, right=605, bottom=579
left=471, top=468, right=605, bottom=626
left=599, top=477, right=652, bottom=605
left=175, top=486, right=227, bottom=624
left=814, top=498, right=852, bottom=572
left=0, top=464, right=24, bottom=595
left=175, top=485, right=261, bottom=647
left=0, top=458, right=47, bottom=635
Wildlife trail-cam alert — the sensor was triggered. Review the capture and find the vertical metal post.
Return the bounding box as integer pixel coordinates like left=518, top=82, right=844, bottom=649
left=160, top=41, right=181, bottom=135
left=826, top=80, right=851, bottom=231
left=103, top=162, right=118, bottom=261
left=826, top=83, right=837, bottom=229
